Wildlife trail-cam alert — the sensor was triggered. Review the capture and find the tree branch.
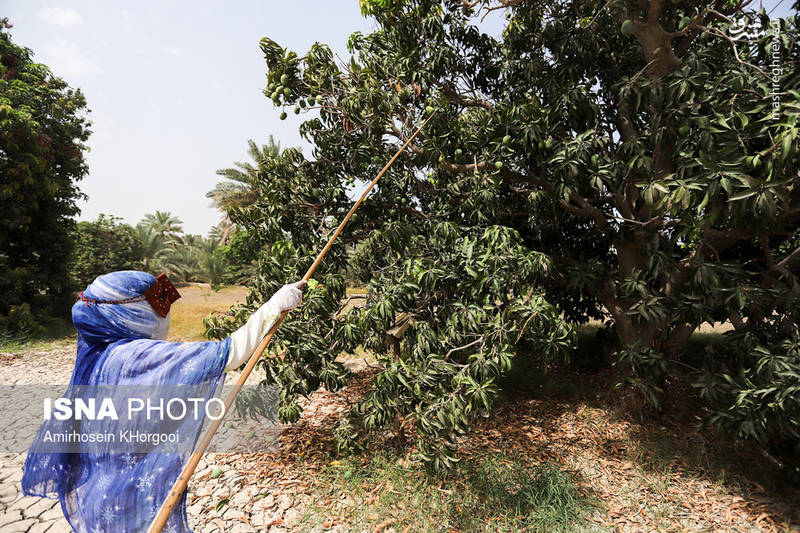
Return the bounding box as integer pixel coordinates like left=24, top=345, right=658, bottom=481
left=439, top=160, right=489, bottom=173
left=444, top=338, right=483, bottom=359
left=440, top=84, right=493, bottom=110
left=674, top=0, right=750, bottom=57
left=616, top=98, right=638, bottom=142
left=562, top=193, right=612, bottom=235
left=775, top=245, right=800, bottom=273
left=480, top=0, right=528, bottom=22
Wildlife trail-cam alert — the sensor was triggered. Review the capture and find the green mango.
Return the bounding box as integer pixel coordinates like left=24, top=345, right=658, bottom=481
left=621, top=20, right=633, bottom=36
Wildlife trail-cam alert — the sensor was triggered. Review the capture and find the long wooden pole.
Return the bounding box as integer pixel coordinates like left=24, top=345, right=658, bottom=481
left=147, top=112, right=435, bottom=533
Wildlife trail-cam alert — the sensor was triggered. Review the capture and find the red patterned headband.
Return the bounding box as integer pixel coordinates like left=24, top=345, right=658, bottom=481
left=76, top=273, right=181, bottom=318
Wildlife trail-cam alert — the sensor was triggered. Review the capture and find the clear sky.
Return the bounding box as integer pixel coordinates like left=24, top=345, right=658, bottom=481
left=3, top=1, right=377, bottom=235
left=2, top=1, right=793, bottom=235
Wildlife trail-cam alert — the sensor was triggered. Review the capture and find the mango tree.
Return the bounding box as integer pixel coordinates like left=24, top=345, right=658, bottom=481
left=208, top=1, right=799, bottom=470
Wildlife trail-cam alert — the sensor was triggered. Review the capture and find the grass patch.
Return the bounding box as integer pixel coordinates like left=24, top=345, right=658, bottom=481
left=346, top=287, right=367, bottom=296
left=0, top=284, right=247, bottom=352
left=306, top=451, right=594, bottom=532
left=452, top=456, right=594, bottom=532
left=0, top=316, right=76, bottom=354
left=168, top=284, right=247, bottom=342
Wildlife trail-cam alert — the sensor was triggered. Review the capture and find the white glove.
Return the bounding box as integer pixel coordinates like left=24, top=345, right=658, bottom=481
left=226, top=281, right=307, bottom=370
left=269, top=281, right=306, bottom=312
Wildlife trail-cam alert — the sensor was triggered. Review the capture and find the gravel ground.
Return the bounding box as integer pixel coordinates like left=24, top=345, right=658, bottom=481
left=0, top=346, right=325, bottom=533
left=2, top=346, right=798, bottom=533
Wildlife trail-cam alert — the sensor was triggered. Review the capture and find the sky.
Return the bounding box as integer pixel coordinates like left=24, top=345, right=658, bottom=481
left=3, top=1, right=379, bottom=235
left=3, top=1, right=794, bottom=235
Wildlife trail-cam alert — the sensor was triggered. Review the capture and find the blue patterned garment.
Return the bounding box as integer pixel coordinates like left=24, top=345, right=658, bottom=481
left=22, top=271, right=231, bottom=533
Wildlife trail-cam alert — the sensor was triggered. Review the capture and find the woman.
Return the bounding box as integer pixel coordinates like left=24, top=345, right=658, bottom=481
left=22, top=270, right=305, bottom=532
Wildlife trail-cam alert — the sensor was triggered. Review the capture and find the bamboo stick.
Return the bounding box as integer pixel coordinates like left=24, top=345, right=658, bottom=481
left=147, top=111, right=434, bottom=533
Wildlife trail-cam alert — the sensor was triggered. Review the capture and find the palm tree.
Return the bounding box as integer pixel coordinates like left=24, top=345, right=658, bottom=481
left=207, top=225, right=225, bottom=244
left=197, top=237, right=228, bottom=290
left=182, top=234, right=204, bottom=248
left=139, top=211, right=184, bottom=245
left=137, top=226, right=169, bottom=274
left=161, top=245, right=199, bottom=283
left=207, top=137, right=280, bottom=243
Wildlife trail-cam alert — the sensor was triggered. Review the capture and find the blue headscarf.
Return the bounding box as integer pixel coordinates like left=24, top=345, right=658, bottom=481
left=22, top=271, right=231, bottom=533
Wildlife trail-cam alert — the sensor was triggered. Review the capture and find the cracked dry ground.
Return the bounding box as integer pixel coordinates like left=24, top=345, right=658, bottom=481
left=1, top=345, right=799, bottom=532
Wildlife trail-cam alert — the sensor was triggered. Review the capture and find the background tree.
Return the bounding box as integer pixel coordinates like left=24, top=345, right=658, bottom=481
left=158, top=241, right=198, bottom=282
left=196, top=236, right=229, bottom=290
left=136, top=225, right=169, bottom=274
left=0, top=18, right=91, bottom=333
left=207, top=137, right=281, bottom=243
left=208, top=1, right=798, bottom=471
left=208, top=137, right=297, bottom=284
left=135, top=213, right=229, bottom=288
left=138, top=210, right=184, bottom=246
left=71, top=215, right=143, bottom=288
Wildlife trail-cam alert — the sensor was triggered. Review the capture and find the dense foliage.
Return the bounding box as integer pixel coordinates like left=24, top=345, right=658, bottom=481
left=70, top=210, right=230, bottom=291
left=210, top=1, right=799, bottom=471
left=136, top=211, right=229, bottom=289
left=0, top=19, right=91, bottom=333
left=71, top=215, right=143, bottom=288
